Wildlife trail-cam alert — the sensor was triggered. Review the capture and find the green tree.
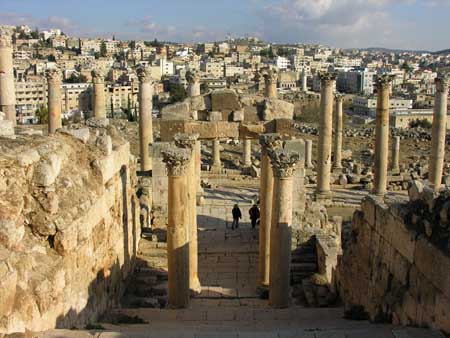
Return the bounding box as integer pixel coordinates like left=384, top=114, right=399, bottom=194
left=129, top=40, right=136, bottom=49
left=35, top=106, right=48, bottom=124
left=169, top=83, right=187, bottom=103
left=48, top=54, right=56, bottom=62
left=31, top=28, right=39, bottom=39
left=100, top=41, right=107, bottom=57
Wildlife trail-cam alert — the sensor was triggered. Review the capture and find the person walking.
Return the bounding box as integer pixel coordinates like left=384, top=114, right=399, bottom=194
left=231, top=204, right=242, bottom=230
left=249, top=204, right=260, bottom=229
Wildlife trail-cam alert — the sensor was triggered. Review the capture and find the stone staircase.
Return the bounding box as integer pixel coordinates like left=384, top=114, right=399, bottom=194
left=121, top=230, right=168, bottom=309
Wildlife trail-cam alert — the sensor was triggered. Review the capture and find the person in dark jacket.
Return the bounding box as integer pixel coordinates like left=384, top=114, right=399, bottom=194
left=249, top=204, right=260, bottom=229
left=231, top=204, right=242, bottom=230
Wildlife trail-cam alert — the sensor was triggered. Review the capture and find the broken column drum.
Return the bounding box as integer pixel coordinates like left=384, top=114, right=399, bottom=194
left=264, top=70, right=278, bottom=99
left=47, top=68, right=62, bottom=134
left=92, top=70, right=106, bottom=119
left=186, top=70, right=201, bottom=98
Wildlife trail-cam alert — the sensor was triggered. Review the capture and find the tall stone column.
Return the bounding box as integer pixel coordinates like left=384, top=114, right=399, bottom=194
left=373, top=75, right=393, bottom=197
left=301, top=68, right=308, bottom=92
left=0, top=37, right=16, bottom=125
left=316, top=73, right=336, bottom=200
left=264, top=69, right=278, bottom=99
left=175, top=133, right=202, bottom=294
left=92, top=70, right=106, bottom=119
left=305, top=139, right=313, bottom=168
left=268, top=149, right=299, bottom=308
left=195, top=140, right=203, bottom=194
left=429, top=76, right=449, bottom=191
left=137, top=67, right=154, bottom=171
left=333, top=94, right=344, bottom=171
left=391, top=136, right=400, bottom=174
left=186, top=70, right=201, bottom=97
left=243, top=138, right=252, bottom=168
left=46, top=68, right=62, bottom=134
left=64, top=87, right=70, bottom=114
left=162, top=147, right=191, bottom=309
left=210, top=138, right=221, bottom=174
left=258, top=134, right=282, bottom=288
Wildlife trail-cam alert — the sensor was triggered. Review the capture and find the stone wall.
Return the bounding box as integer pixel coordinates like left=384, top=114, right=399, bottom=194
left=338, top=194, right=450, bottom=334
left=0, top=127, right=140, bottom=333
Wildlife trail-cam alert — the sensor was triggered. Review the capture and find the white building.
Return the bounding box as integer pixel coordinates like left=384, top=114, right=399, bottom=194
left=275, top=56, right=291, bottom=70
left=353, top=96, right=413, bottom=116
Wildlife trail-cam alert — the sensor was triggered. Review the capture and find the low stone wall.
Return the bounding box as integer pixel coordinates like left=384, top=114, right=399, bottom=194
left=0, top=127, right=140, bottom=333
left=338, top=194, right=450, bottom=333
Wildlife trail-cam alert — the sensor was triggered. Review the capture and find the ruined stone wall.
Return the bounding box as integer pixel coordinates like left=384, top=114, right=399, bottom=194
left=338, top=195, right=450, bottom=333
left=0, top=128, right=140, bottom=333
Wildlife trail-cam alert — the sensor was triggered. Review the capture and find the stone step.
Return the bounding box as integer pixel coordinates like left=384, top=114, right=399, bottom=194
left=291, top=253, right=317, bottom=263
left=291, top=262, right=318, bottom=272
left=133, top=284, right=168, bottom=298
left=138, top=247, right=167, bottom=257
left=139, top=239, right=168, bottom=249
left=135, top=266, right=168, bottom=279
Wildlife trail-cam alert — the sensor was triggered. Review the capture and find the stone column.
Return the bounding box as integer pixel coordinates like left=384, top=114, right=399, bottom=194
left=243, top=139, right=252, bottom=168
left=137, top=67, right=154, bottom=171
left=0, top=37, right=16, bottom=125
left=195, top=140, right=203, bottom=193
left=373, top=75, right=393, bottom=197
left=316, top=73, right=336, bottom=200
left=162, top=147, right=191, bottom=309
left=64, top=88, right=70, bottom=114
left=92, top=70, right=106, bottom=119
left=301, top=68, right=308, bottom=92
left=210, top=138, right=221, bottom=174
left=391, top=136, right=400, bottom=174
left=268, top=149, right=299, bottom=308
left=258, top=134, right=282, bottom=288
left=333, top=94, right=344, bottom=171
left=174, top=133, right=202, bottom=294
left=305, top=139, right=313, bottom=168
left=429, top=76, right=449, bottom=191
left=186, top=70, right=201, bottom=97
left=264, top=69, right=278, bottom=99
left=46, top=68, right=62, bottom=134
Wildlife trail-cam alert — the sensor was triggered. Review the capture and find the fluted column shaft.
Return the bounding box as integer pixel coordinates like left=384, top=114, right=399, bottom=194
left=163, top=148, right=191, bottom=309
left=138, top=68, right=154, bottom=171
left=316, top=74, right=335, bottom=198
left=268, top=149, right=299, bottom=308
left=429, top=77, right=449, bottom=191
left=92, top=72, right=106, bottom=119
left=47, top=70, right=62, bottom=134
left=373, top=76, right=392, bottom=197
left=305, top=140, right=313, bottom=168
left=391, top=136, right=400, bottom=173
left=0, top=38, right=16, bottom=125
left=333, top=95, right=344, bottom=170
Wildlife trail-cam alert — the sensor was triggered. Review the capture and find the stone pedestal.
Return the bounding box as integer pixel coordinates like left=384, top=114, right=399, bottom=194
left=316, top=73, right=336, bottom=201
left=175, top=133, right=202, bottom=294
left=391, top=135, right=400, bottom=174
left=333, top=94, right=344, bottom=172
left=258, top=134, right=282, bottom=288
left=92, top=70, right=106, bottom=119
left=186, top=71, right=201, bottom=97
left=305, top=140, right=313, bottom=168
left=137, top=67, right=154, bottom=171
left=210, top=139, right=222, bottom=174
left=162, top=147, right=191, bottom=309
left=0, top=37, right=16, bottom=125
left=243, top=139, right=252, bottom=168
left=47, top=69, right=62, bottom=134
left=429, top=76, right=449, bottom=191
left=373, top=75, right=393, bottom=197
left=268, top=149, right=299, bottom=308
left=264, top=70, right=278, bottom=99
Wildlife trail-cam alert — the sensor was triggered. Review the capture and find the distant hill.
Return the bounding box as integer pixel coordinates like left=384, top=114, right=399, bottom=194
left=432, top=49, right=450, bottom=55
left=358, top=47, right=431, bottom=54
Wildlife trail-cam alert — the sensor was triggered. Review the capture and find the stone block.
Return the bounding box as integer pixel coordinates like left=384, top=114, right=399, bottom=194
left=232, top=110, right=244, bottom=122
left=16, top=149, right=40, bottom=167
left=161, top=100, right=192, bottom=120
left=361, top=195, right=376, bottom=227
left=261, top=98, right=294, bottom=121
left=61, top=127, right=90, bottom=144
left=0, top=120, right=14, bottom=136
left=390, top=218, right=416, bottom=264
left=211, top=89, right=242, bottom=112
left=33, top=153, right=63, bottom=187
left=189, top=95, right=207, bottom=112
left=434, top=293, right=450, bottom=333
left=208, top=111, right=222, bottom=121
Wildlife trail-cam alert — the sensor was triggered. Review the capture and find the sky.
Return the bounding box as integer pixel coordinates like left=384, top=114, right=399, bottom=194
left=0, top=0, right=449, bottom=51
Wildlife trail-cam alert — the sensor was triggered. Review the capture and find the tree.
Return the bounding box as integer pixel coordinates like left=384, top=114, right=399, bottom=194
left=409, top=118, right=432, bottom=129
left=129, top=40, right=136, bottom=49
left=65, top=73, right=88, bottom=83
left=100, top=41, right=107, bottom=57
left=35, top=106, right=48, bottom=124
left=31, top=28, right=39, bottom=39
left=48, top=54, right=56, bottom=62
left=169, top=83, right=187, bottom=103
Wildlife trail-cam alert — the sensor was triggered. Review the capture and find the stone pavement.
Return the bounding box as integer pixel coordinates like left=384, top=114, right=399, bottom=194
left=43, top=186, right=446, bottom=338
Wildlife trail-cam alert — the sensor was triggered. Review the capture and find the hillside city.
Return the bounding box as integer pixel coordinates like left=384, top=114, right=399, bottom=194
left=1, top=24, right=447, bottom=127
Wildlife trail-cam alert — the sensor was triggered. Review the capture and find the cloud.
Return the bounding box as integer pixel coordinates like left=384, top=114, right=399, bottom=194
left=0, top=12, right=77, bottom=34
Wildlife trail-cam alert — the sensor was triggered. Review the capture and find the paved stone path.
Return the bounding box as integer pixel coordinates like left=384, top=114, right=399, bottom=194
left=43, top=186, right=445, bottom=338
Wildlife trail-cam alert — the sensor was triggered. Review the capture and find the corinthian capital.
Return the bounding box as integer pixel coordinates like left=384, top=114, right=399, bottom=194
left=319, top=72, right=337, bottom=84
left=435, top=75, right=449, bottom=93
left=259, top=133, right=283, bottom=151
left=174, top=133, right=199, bottom=151
left=263, top=69, right=278, bottom=84
left=162, top=147, right=191, bottom=176
left=335, top=93, right=344, bottom=102
left=91, top=70, right=105, bottom=84
left=376, top=74, right=395, bottom=89
left=186, top=70, right=200, bottom=84
left=268, top=149, right=299, bottom=178
left=137, top=66, right=153, bottom=84
left=46, top=68, right=61, bottom=83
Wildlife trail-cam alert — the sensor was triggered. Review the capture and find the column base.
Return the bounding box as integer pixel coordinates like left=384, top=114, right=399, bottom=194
left=315, top=191, right=333, bottom=203
left=210, top=164, right=222, bottom=174
left=190, top=278, right=202, bottom=296
left=332, top=166, right=343, bottom=174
